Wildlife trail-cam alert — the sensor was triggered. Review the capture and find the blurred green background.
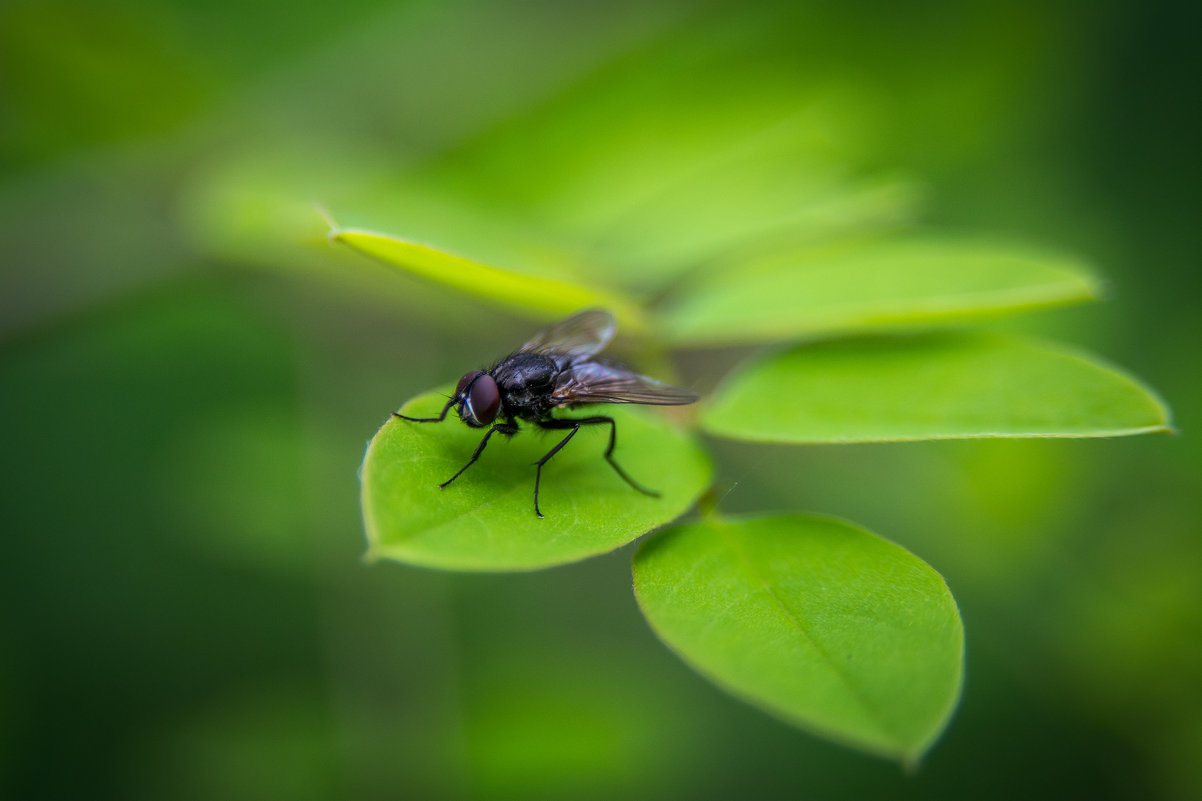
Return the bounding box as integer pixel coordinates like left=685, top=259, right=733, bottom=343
left=2, top=0, right=1199, bottom=799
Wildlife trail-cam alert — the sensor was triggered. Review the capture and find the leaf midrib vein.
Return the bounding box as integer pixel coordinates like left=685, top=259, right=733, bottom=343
left=715, top=525, right=898, bottom=744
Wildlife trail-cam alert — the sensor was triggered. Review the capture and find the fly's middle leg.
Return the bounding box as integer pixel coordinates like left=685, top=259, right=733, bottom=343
left=442, top=421, right=518, bottom=489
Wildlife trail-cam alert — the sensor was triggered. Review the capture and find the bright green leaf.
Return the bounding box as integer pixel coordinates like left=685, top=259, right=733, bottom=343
left=701, top=332, right=1172, bottom=442
left=633, top=513, right=964, bottom=763
left=331, top=226, right=645, bottom=330
left=361, top=390, right=711, bottom=571
left=662, top=238, right=1101, bottom=345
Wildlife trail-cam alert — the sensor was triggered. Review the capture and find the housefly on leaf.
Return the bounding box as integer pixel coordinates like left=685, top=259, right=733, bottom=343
left=394, top=309, right=698, bottom=518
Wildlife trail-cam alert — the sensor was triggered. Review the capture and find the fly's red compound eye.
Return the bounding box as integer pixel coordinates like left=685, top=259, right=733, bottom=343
left=455, top=370, right=484, bottom=397
left=466, top=374, right=500, bottom=425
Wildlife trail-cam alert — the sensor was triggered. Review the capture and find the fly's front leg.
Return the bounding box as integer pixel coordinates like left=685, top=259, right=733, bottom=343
left=442, top=421, right=519, bottom=489
left=393, top=396, right=456, bottom=423
left=533, top=416, right=658, bottom=518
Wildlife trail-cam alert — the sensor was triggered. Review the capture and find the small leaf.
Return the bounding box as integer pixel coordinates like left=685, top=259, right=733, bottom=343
left=362, top=390, right=711, bottom=571
left=701, top=332, right=1172, bottom=443
left=332, top=226, right=645, bottom=329
left=662, top=238, right=1101, bottom=345
left=634, top=513, right=964, bottom=763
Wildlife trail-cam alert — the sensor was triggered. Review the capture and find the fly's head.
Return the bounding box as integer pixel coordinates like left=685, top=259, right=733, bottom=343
left=454, top=370, right=501, bottom=428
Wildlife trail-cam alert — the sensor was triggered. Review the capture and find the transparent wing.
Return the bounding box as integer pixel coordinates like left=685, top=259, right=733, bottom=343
left=552, top=361, right=699, bottom=406
left=519, top=309, right=616, bottom=365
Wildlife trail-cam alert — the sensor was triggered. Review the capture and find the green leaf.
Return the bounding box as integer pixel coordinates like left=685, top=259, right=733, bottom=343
left=591, top=177, right=922, bottom=289
left=662, top=238, right=1101, bottom=345
left=361, top=390, right=712, bottom=571
left=633, top=513, right=963, bottom=763
left=701, top=332, right=1172, bottom=443
left=331, top=226, right=646, bottom=330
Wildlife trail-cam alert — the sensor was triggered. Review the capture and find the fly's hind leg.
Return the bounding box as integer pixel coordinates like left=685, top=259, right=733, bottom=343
left=533, top=416, right=658, bottom=518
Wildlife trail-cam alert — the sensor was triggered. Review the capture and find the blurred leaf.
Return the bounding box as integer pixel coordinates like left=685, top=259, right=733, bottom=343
left=361, top=390, right=711, bottom=571
left=179, top=138, right=371, bottom=267
left=426, top=64, right=904, bottom=288
left=543, top=99, right=916, bottom=287
left=634, top=513, right=963, bottom=764
left=702, top=333, right=1171, bottom=443
left=591, top=175, right=922, bottom=290
left=461, top=648, right=700, bottom=800
left=332, top=226, right=644, bottom=328
left=138, top=684, right=339, bottom=801
left=0, top=0, right=214, bottom=164
left=662, top=238, right=1101, bottom=346
left=163, top=404, right=311, bottom=575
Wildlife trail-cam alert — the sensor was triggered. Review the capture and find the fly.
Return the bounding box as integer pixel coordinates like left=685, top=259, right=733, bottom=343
left=393, top=309, right=698, bottom=518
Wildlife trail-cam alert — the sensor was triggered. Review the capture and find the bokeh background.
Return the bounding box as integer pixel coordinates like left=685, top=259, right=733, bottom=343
left=2, top=0, right=1199, bottom=799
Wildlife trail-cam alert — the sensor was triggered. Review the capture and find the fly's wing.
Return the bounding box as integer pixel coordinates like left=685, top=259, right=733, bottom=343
left=519, top=309, right=616, bottom=367
left=552, top=361, right=699, bottom=406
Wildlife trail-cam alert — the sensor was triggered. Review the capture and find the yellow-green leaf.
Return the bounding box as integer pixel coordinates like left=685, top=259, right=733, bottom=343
left=332, top=226, right=644, bottom=329
left=701, top=333, right=1172, bottom=442
left=663, top=238, right=1102, bottom=345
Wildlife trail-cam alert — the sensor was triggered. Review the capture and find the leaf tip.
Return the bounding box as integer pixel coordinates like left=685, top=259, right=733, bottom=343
left=314, top=204, right=342, bottom=242
left=900, top=750, right=925, bottom=775
left=1082, top=270, right=1107, bottom=300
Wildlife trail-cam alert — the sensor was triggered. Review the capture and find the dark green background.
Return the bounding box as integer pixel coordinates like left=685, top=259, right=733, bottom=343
left=2, top=1, right=1198, bottom=798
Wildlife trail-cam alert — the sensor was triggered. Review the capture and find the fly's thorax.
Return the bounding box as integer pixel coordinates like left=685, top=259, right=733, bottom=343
left=492, top=352, right=559, bottom=416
